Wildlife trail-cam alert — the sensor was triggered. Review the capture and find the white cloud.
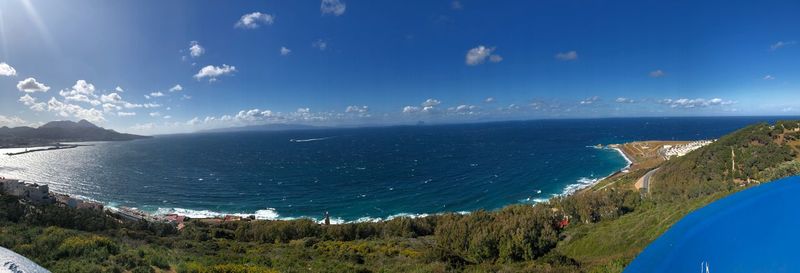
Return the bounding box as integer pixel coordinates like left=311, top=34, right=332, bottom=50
left=16, top=77, right=50, bottom=92
left=19, top=94, right=47, bottom=112
left=0, top=62, right=17, bottom=76
left=169, top=84, right=183, bottom=92
left=448, top=104, right=478, bottom=114
left=466, top=46, right=501, bottom=66
left=46, top=97, right=105, bottom=122
left=649, top=69, right=666, bottom=78
left=555, top=51, right=578, bottom=61
left=579, top=96, right=600, bottom=105
left=763, top=75, right=775, bottom=80
left=770, top=41, right=796, bottom=51
left=149, top=112, right=162, bottom=117
left=312, top=39, right=328, bottom=51
left=102, top=103, right=122, bottom=113
left=117, top=112, right=136, bottom=117
left=345, top=105, right=369, bottom=113
left=189, top=41, right=205, bottom=58
left=402, top=106, right=420, bottom=113
left=194, top=64, right=236, bottom=81
left=115, top=86, right=125, bottom=92
left=59, top=80, right=101, bottom=106
left=100, top=93, right=123, bottom=104
left=0, top=115, right=28, bottom=127
left=422, top=98, right=442, bottom=107
left=149, top=91, right=165, bottom=97
left=659, top=98, right=735, bottom=109
left=321, top=0, right=346, bottom=16
left=484, top=97, right=495, bottom=103
left=615, top=97, right=635, bottom=103
left=235, top=12, right=275, bottom=29
left=280, top=46, right=291, bottom=56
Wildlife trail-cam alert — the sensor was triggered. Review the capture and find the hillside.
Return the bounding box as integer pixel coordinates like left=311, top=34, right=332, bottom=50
left=1, top=121, right=800, bottom=273
left=0, top=120, right=149, bottom=147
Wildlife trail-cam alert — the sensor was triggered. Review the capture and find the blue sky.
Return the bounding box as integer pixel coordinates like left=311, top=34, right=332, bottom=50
left=0, top=0, right=798, bottom=134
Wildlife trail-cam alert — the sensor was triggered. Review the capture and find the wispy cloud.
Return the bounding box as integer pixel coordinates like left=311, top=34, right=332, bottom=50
left=280, top=46, right=291, bottom=56
left=770, top=41, right=796, bottom=51
left=579, top=96, right=600, bottom=105
left=555, top=51, right=578, bottom=61
left=169, top=84, right=183, bottom=92
left=312, top=39, right=328, bottom=51
left=649, top=69, right=665, bottom=78
left=763, top=75, right=775, bottom=80
left=321, top=0, right=346, bottom=16
left=659, top=98, right=735, bottom=108
left=615, top=97, right=635, bottom=103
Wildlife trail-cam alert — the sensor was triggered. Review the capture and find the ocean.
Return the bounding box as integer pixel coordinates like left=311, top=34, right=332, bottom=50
left=0, top=117, right=790, bottom=222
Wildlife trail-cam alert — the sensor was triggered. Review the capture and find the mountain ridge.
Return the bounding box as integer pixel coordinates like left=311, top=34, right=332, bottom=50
left=0, top=119, right=149, bottom=147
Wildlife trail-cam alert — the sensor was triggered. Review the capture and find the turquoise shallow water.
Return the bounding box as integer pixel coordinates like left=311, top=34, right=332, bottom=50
left=0, top=117, right=791, bottom=222
left=625, top=176, right=800, bottom=273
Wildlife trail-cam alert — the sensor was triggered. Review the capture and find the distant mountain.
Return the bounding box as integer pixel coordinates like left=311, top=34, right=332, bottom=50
left=198, top=123, right=324, bottom=134
left=0, top=119, right=149, bottom=147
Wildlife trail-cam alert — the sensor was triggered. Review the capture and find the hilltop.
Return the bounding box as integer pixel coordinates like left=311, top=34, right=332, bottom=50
left=1, top=120, right=799, bottom=272
left=0, top=119, right=149, bottom=148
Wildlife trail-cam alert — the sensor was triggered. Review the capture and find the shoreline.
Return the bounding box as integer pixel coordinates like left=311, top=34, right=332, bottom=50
left=1, top=142, right=641, bottom=225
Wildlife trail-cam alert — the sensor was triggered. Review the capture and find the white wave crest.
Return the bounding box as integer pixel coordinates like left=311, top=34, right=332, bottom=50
left=153, top=207, right=280, bottom=220
left=289, top=137, right=334, bottom=143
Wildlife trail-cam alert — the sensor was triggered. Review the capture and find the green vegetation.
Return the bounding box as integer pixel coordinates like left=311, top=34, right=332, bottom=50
left=3, top=121, right=800, bottom=272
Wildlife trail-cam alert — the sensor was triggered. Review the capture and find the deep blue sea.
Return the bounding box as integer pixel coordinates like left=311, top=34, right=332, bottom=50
left=0, top=117, right=792, bottom=222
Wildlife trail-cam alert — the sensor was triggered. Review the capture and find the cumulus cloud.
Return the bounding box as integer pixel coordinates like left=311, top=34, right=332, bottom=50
left=763, top=75, right=775, bottom=80
left=235, top=12, right=275, bottom=29
left=59, top=80, right=101, bottom=106
left=16, top=77, right=50, bottom=92
left=0, top=62, right=17, bottom=76
left=149, top=91, right=165, bottom=97
left=770, top=41, right=796, bottom=51
left=579, top=96, right=600, bottom=105
left=189, top=41, right=205, bottom=58
left=280, top=46, right=291, bottom=56
left=115, top=86, right=125, bottom=92
left=100, top=93, right=123, bottom=104
left=169, top=84, right=183, bottom=92
left=19, top=94, right=46, bottom=111
left=117, top=112, right=136, bottom=117
left=402, top=106, right=420, bottom=113
left=312, top=39, right=328, bottom=51
left=615, top=97, right=635, bottom=103
left=555, top=51, right=578, bottom=61
left=466, top=46, right=502, bottom=66
left=149, top=112, right=161, bottom=117
left=649, top=69, right=666, bottom=78
left=321, top=0, right=346, bottom=16
left=194, top=64, right=236, bottom=82
left=46, top=97, right=105, bottom=122
left=659, top=98, right=735, bottom=108
left=484, top=97, right=495, bottom=103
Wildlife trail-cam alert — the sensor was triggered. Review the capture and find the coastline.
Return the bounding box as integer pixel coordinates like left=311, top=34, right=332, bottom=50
left=1, top=142, right=640, bottom=225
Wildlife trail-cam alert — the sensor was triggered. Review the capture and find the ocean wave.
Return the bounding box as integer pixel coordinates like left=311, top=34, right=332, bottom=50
left=289, top=137, right=334, bottom=143
left=560, top=177, right=602, bottom=196
left=153, top=207, right=281, bottom=220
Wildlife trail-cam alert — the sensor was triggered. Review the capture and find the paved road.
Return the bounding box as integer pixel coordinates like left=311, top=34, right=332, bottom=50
left=1, top=246, right=51, bottom=273
left=641, top=167, right=660, bottom=193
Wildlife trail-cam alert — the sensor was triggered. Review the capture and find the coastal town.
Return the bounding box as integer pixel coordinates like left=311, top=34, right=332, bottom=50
left=0, top=177, right=227, bottom=230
